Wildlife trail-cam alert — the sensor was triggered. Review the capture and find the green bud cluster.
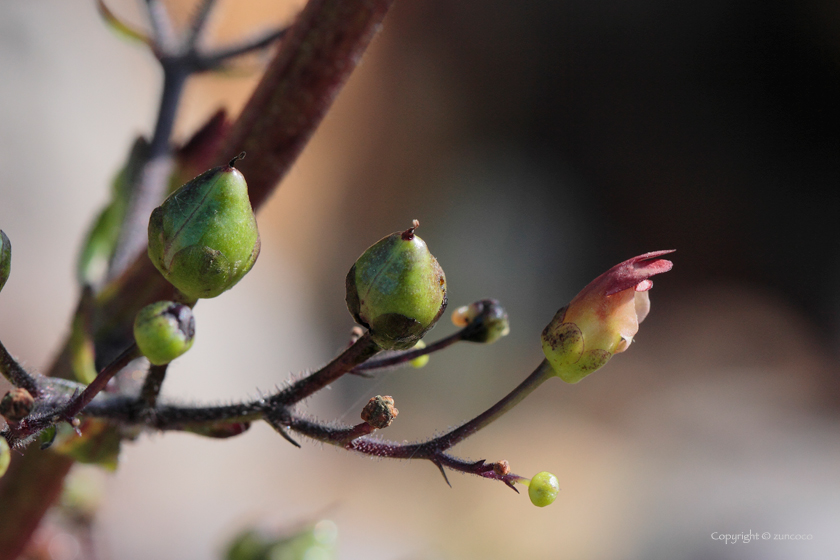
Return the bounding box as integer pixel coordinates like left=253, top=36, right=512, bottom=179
left=133, top=301, right=196, bottom=365
left=148, top=156, right=260, bottom=300
left=0, top=230, right=10, bottom=294
left=346, top=221, right=447, bottom=350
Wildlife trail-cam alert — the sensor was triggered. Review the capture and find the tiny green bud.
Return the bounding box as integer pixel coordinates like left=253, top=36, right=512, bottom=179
left=409, top=340, right=430, bottom=368
left=0, top=230, right=11, bottom=293
left=134, top=301, right=195, bottom=365
left=528, top=471, right=559, bottom=507
left=0, top=438, right=10, bottom=479
left=346, top=220, right=447, bottom=350
left=148, top=155, right=260, bottom=299
left=451, top=299, right=510, bottom=344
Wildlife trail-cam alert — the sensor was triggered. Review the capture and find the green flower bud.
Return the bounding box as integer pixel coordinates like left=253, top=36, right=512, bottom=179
left=346, top=221, right=447, bottom=350
left=528, top=471, right=559, bottom=507
left=409, top=340, right=430, bottom=368
left=451, top=299, right=510, bottom=344
left=133, top=301, right=195, bottom=365
left=0, top=437, right=10, bottom=479
left=148, top=155, right=260, bottom=300
left=0, top=230, right=10, bottom=294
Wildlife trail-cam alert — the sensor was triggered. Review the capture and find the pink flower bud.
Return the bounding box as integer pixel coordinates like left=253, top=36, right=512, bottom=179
left=542, top=251, right=674, bottom=383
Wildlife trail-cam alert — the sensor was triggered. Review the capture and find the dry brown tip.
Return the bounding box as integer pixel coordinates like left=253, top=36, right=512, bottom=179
left=0, top=387, right=35, bottom=423
left=401, top=219, right=420, bottom=240
left=492, top=460, right=511, bottom=476
left=361, top=395, right=399, bottom=429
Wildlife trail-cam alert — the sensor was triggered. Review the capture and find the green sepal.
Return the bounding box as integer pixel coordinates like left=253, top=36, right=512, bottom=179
left=541, top=319, right=613, bottom=384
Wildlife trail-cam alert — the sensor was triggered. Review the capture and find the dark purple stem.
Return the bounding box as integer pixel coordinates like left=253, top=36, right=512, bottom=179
left=352, top=330, right=463, bottom=372
left=268, top=332, right=380, bottom=405
left=61, top=344, right=140, bottom=420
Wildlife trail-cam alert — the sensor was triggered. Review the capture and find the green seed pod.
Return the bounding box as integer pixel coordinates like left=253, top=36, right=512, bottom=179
left=148, top=155, right=260, bottom=300
left=0, top=230, right=11, bottom=294
left=528, top=471, right=560, bottom=507
left=0, top=437, right=10, bottom=479
left=134, top=301, right=196, bottom=365
left=346, top=221, right=447, bottom=350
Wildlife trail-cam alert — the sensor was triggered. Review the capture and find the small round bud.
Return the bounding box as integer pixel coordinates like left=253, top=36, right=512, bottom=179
left=452, top=299, right=510, bottom=344
left=0, top=230, right=10, bottom=294
left=492, top=460, right=510, bottom=476
left=409, top=340, right=430, bottom=368
left=528, top=471, right=559, bottom=507
left=133, top=301, right=195, bottom=365
left=360, top=395, right=399, bottom=429
left=0, top=438, right=10, bottom=479
left=346, top=221, right=447, bottom=350
left=148, top=158, right=260, bottom=300
left=0, top=388, right=35, bottom=423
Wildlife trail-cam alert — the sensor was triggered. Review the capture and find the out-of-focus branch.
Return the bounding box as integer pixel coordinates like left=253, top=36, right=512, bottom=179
left=0, top=1, right=396, bottom=556
left=214, top=0, right=396, bottom=210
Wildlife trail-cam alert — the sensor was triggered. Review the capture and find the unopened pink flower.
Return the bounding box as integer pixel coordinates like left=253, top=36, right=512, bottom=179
left=541, top=251, right=674, bottom=383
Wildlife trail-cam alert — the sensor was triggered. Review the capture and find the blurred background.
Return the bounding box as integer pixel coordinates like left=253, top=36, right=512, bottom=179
left=1, top=0, right=839, bottom=558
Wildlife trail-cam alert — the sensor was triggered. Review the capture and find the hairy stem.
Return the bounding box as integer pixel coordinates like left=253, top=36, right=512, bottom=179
left=353, top=331, right=463, bottom=372
left=85, top=334, right=381, bottom=427
left=139, top=363, right=169, bottom=410
left=0, top=339, right=40, bottom=396
left=270, top=332, right=381, bottom=405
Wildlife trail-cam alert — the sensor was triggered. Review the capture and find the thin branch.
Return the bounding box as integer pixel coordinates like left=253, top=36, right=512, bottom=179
left=144, top=0, right=177, bottom=54
left=77, top=359, right=553, bottom=492
left=353, top=331, right=463, bottom=372
left=84, top=333, right=381, bottom=427
left=2, top=346, right=141, bottom=444
left=185, top=0, right=219, bottom=48
left=200, top=28, right=289, bottom=70
left=269, top=332, right=380, bottom=405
